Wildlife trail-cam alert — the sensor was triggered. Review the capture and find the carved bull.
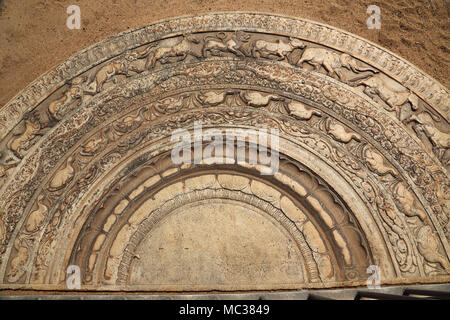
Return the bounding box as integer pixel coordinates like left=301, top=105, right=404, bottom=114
left=252, top=37, right=305, bottom=60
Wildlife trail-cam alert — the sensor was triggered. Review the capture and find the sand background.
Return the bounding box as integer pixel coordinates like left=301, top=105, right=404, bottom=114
left=0, top=0, right=448, bottom=108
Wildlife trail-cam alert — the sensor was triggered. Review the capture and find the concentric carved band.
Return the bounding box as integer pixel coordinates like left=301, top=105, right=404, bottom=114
left=0, top=13, right=448, bottom=292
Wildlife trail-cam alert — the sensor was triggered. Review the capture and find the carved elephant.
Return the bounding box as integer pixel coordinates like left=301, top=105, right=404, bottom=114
left=297, top=48, right=377, bottom=79
left=357, top=74, right=419, bottom=118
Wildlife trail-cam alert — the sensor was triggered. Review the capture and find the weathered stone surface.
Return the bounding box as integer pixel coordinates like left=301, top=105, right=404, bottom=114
left=130, top=201, right=305, bottom=290
left=0, top=13, right=448, bottom=293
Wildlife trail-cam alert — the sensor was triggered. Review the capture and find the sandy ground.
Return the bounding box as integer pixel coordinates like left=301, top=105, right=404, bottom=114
left=0, top=0, right=448, bottom=108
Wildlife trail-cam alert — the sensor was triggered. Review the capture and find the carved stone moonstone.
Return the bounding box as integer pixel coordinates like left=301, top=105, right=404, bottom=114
left=0, top=13, right=448, bottom=293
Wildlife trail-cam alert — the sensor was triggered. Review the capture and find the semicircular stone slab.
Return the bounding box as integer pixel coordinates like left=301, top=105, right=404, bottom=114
left=0, top=13, right=448, bottom=293
left=129, top=199, right=307, bottom=291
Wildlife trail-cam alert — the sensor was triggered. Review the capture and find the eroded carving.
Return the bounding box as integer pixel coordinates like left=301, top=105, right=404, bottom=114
left=410, top=112, right=450, bottom=162
left=203, top=31, right=250, bottom=57
left=417, top=226, right=450, bottom=273
left=49, top=156, right=75, bottom=191
left=146, top=34, right=200, bottom=68
left=0, top=14, right=448, bottom=291
left=324, top=118, right=361, bottom=143
left=252, top=37, right=305, bottom=60
left=285, top=101, right=322, bottom=120
left=298, top=48, right=377, bottom=80
left=7, top=238, right=29, bottom=283
left=87, top=47, right=154, bottom=94
left=48, top=77, right=85, bottom=120
left=25, top=195, right=48, bottom=233
left=9, top=114, right=41, bottom=158
left=354, top=73, right=419, bottom=118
